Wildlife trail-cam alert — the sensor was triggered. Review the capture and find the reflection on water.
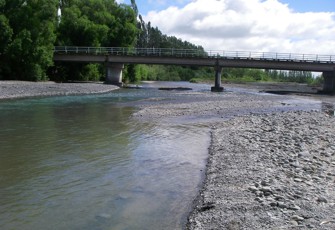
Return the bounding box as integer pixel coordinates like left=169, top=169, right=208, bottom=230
left=0, top=94, right=209, bottom=230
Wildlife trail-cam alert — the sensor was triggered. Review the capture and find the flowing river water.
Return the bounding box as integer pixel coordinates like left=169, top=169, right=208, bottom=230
left=0, top=82, right=211, bottom=230
left=0, top=81, right=334, bottom=230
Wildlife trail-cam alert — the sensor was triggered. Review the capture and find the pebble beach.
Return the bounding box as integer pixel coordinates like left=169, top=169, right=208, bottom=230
left=187, top=111, right=335, bottom=229
left=1, top=80, right=334, bottom=229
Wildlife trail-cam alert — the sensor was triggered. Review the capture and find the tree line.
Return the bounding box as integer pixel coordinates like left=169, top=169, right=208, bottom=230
left=0, top=0, right=138, bottom=81
left=0, top=0, right=318, bottom=85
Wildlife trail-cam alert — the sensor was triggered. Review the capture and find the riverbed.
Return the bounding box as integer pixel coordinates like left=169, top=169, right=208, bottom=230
left=0, top=81, right=335, bottom=229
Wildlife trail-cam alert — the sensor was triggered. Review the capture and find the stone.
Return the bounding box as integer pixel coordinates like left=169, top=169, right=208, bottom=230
left=275, top=195, right=285, bottom=201
left=289, top=205, right=301, bottom=210
left=260, top=186, right=272, bottom=193
left=289, top=220, right=299, bottom=226
left=277, top=202, right=287, bottom=209
left=294, top=178, right=303, bottom=182
left=270, top=202, right=277, bottom=207
left=292, top=215, right=305, bottom=221
left=255, top=197, right=263, bottom=203
left=317, top=197, right=328, bottom=203
left=261, top=180, right=269, bottom=186
left=248, top=186, right=258, bottom=193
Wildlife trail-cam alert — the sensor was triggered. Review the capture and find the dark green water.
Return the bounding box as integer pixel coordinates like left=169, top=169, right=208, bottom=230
left=0, top=84, right=210, bottom=229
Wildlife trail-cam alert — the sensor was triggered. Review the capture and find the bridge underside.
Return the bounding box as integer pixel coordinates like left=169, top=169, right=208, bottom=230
left=103, top=63, right=335, bottom=94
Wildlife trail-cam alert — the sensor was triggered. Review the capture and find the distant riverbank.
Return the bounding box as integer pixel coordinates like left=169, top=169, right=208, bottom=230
left=0, top=81, right=119, bottom=100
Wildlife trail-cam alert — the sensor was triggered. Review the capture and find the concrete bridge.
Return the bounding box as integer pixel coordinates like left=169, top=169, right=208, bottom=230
left=53, top=46, right=335, bottom=93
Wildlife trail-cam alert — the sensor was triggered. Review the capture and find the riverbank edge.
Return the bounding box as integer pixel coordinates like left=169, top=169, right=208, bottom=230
left=0, top=81, right=119, bottom=100
left=186, top=111, right=335, bottom=229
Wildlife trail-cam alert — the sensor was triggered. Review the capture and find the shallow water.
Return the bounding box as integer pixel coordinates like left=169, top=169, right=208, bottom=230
left=0, top=85, right=210, bottom=230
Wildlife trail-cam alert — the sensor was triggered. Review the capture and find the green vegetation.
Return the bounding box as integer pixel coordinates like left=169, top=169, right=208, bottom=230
left=0, top=0, right=137, bottom=81
left=189, top=68, right=321, bottom=86
left=0, top=0, right=58, bottom=81
left=51, top=0, right=138, bottom=81
left=0, top=0, right=322, bottom=85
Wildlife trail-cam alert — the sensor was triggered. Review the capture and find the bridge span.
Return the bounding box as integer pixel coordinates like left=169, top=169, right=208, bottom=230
left=53, top=46, right=335, bottom=93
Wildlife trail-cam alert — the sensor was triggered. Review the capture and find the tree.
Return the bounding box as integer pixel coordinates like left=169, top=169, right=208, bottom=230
left=53, top=0, right=138, bottom=81
left=0, top=0, right=58, bottom=81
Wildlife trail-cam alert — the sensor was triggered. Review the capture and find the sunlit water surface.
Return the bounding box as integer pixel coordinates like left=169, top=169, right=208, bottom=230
left=0, top=82, right=210, bottom=230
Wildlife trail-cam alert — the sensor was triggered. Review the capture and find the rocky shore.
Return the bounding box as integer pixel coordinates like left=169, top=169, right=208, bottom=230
left=187, top=111, right=335, bottom=229
left=0, top=81, right=119, bottom=100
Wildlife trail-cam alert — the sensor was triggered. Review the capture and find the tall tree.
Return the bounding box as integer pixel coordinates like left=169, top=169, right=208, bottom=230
left=0, top=0, right=59, bottom=80
left=57, top=0, right=137, bottom=47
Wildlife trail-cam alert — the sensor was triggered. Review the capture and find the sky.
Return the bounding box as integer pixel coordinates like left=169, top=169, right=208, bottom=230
left=117, top=0, right=335, bottom=54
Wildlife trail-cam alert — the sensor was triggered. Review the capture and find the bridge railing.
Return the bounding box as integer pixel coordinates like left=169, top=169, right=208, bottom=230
left=54, top=46, right=335, bottom=63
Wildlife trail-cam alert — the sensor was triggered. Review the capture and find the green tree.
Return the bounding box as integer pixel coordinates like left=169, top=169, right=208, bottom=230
left=54, top=0, right=138, bottom=81
left=0, top=0, right=58, bottom=80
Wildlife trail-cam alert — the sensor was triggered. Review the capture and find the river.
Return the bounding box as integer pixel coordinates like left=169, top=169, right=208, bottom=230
left=1, top=81, right=333, bottom=230
left=0, top=82, right=211, bottom=230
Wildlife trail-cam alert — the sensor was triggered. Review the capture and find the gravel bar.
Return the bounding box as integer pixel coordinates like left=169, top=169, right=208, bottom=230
left=187, top=111, right=335, bottom=230
left=0, top=81, right=119, bottom=100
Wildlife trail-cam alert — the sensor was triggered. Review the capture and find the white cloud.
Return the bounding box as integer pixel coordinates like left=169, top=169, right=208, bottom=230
left=144, top=0, right=335, bottom=54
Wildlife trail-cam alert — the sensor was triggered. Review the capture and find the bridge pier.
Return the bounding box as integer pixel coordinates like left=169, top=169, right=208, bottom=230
left=211, top=65, right=224, bottom=92
left=322, top=71, right=335, bottom=93
left=105, top=63, right=124, bottom=86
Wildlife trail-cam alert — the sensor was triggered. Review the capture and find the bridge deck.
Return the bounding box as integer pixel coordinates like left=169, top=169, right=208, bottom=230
left=53, top=46, right=335, bottom=72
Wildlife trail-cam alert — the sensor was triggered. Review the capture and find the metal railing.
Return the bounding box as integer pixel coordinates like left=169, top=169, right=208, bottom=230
left=54, top=46, right=335, bottom=63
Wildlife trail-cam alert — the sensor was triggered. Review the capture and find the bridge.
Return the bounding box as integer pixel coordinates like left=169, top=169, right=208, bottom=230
left=53, top=46, right=335, bottom=93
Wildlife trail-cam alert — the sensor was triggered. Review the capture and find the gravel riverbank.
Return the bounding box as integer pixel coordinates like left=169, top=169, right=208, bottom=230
left=0, top=81, right=119, bottom=100
left=187, top=111, right=335, bottom=230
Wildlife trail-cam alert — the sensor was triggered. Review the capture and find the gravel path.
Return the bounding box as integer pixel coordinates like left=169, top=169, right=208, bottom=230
left=0, top=81, right=119, bottom=100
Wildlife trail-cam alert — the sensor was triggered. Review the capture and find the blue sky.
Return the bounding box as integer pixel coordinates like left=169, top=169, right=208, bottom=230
left=118, top=0, right=335, bottom=54
left=122, top=0, right=335, bottom=15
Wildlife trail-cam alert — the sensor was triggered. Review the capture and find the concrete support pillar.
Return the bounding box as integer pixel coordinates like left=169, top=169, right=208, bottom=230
left=322, top=71, right=335, bottom=93
left=105, top=63, right=124, bottom=86
left=211, top=65, right=224, bottom=92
